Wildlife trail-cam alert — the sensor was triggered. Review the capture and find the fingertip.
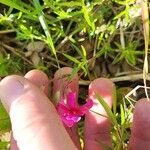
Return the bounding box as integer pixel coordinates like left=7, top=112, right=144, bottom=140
left=132, top=98, right=150, bottom=139
left=53, top=67, right=79, bottom=103
left=129, top=99, right=150, bottom=149
left=25, top=70, right=49, bottom=95
left=134, top=98, right=150, bottom=112
left=89, top=78, right=114, bottom=112
left=133, top=98, right=150, bottom=130
left=54, top=67, right=78, bottom=82
left=0, top=75, right=25, bottom=112
left=54, top=67, right=78, bottom=90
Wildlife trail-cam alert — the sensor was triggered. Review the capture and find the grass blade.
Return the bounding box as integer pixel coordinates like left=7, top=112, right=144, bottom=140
left=33, top=0, right=59, bottom=67
left=141, top=0, right=149, bottom=100
left=0, top=0, right=30, bottom=14
left=95, top=93, right=118, bottom=126
left=63, top=53, right=80, bottom=64
left=113, top=85, right=117, bottom=114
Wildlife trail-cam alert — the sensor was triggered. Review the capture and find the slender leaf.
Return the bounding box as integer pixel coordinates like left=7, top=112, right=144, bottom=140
left=95, top=93, right=118, bottom=126
left=63, top=53, right=80, bottom=64
left=141, top=0, right=149, bottom=99
left=0, top=0, right=30, bottom=14
left=0, top=103, right=11, bottom=134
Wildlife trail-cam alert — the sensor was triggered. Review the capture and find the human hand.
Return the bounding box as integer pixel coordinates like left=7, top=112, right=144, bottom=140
left=0, top=67, right=149, bottom=150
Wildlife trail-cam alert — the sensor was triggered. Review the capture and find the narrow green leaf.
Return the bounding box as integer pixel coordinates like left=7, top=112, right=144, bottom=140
left=82, top=5, right=95, bottom=31
left=120, top=104, right=125, bottom=125
left=0, top=141, right=9, bottom=149
left=63, top=53, right=80, bottom=64
left=82, top=5, right=92, bottom=27
left=67, top=66, right=80, bottom=82
left=81, top=45, right=87, bottom=58
left=54, top=2, right=82, bottom=7
left=0, top=0, right=30, bottom=14
left=113, top=10, right=126, bottom=20
left=95, top=93, right=118, bottom=126
left=97, top=139, right=112, bottom=150
left=0, top=102, right=11, bottom=134
left=33, top=0, right=59, bottom=60
left=113, top=85, right=117, bottom=114
left=141, top=0, right=149, bottom=99
left=72, top=44, right=84, bottom=58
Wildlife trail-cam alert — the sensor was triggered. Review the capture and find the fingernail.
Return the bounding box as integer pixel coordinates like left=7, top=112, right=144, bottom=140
left=0, top=76, right=25, bottom=112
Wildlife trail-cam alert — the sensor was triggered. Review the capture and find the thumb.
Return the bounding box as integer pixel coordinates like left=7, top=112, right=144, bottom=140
left=0, top=75, right=76, bottom=150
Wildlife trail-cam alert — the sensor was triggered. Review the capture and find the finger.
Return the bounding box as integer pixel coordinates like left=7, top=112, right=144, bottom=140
left=25, top=70, right=49, bottom=95
left=0, top=76, right=76, bottom=150
left=53, top=67, right=78, bottom=104
left=53, top=67, right=81, bottom=149
left=84, top=78, right=114, bottom=150
left=10, top=70, right=50, bottom=150
left=10, top=133, right=19, bottom=150
left=129, top=99, right=150, bottom=150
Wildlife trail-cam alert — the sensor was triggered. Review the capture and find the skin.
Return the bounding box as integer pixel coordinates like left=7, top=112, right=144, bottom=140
left=0, top=67, right=150, bottom=150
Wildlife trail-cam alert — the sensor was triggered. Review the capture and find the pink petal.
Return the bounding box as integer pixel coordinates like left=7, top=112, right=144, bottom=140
left=66, top=115, right=81, bottom=122
left=62, top=118, right=74, bottom=127
left=71, top=116, right=81, bottom=122
left=78, top=99, right=93, bottom=115
left=59, top=97, right=66, bottom=105
left=67, top=92, right=77, bottom=109
left=57, top=104, right=74, bottom=127
left=56, top=103, right=68, bottom=115
left=56, top=92, right=89, bottom=127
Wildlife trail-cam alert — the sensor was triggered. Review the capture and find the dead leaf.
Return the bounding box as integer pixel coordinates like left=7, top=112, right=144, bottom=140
left=31, top=52, right=40, bottom=65
left=26, top=41, right=45, bottom=52
left=24, top=51, right=33, bottom=57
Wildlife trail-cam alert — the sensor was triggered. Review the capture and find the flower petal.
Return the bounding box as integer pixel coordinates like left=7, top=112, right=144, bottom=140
left=66, top=115, right=81, bottom=122
left=59, top=97, right=66, bottom=105
left=78, top=99, right=93, bottom=115
left=71, top=116, right=81, bottom=122
left=67, top=92, right=77, bottom=109
left=56, top=103, right=68, bottom=115
left=62, top=118, right=75, bottom=127
left=56, top=92, right=91, bottom=127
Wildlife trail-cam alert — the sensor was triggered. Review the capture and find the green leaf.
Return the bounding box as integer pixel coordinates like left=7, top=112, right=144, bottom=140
left=0, top=141, right=9, bottom=149
left=113, top=10, right=126, bottom=20
left=82, top=5, right=95, bottom=31
left=125, top=50, right=136, bottom=65
left=113, top=85, right=117, bottom=114
left=0, top=102, right=11, bottom=134
left=81, top=45, right=87, bottom=58
left=33, top=0, right=59, bottom=67
left=72, top=44, right=84, bottom=58
left=95, top=93, right=118, bottom=126
left=0, top=0, right=30, bottom=14
left=63, top=53, right=80, bottom=64
left=54, top=2, right=82, bottom=7
left=67, top=66, right=80, bottom=82
left=120, top=104, right=125, bottom=125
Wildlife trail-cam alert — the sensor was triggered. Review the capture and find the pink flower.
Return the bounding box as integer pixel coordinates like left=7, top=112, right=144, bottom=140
left=56, top=92, right=93, bottom=127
